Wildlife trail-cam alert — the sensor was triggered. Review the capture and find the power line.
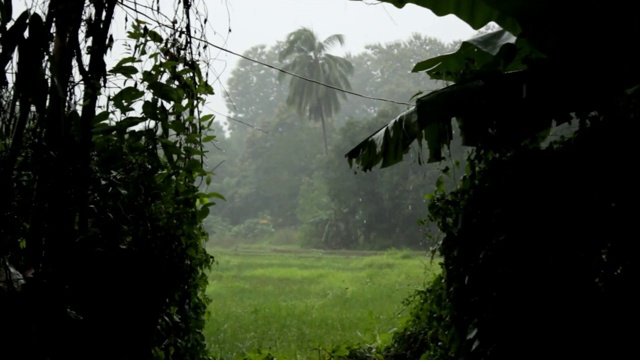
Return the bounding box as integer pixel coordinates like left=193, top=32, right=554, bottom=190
left=207, top=108, right=269, bottom=134
left=192, top=35, right=413, bottom=106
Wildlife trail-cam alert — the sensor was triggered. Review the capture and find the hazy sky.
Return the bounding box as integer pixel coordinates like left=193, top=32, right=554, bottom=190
left=209, top=0, right=475, bottom=54
left=198, top=0, right=476, bottom=116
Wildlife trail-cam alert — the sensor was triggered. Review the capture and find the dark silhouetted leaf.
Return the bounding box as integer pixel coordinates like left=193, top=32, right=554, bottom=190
left=147, top=29, right=163, bottom=43
left=149, top=81, right=178, bottom=103
left=109, top=65, right=139, bottom=78
left=380, top=0, right=521, bottom=34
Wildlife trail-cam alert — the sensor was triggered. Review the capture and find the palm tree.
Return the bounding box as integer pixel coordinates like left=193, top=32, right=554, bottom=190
left=278, top=27, right=354, bottom=154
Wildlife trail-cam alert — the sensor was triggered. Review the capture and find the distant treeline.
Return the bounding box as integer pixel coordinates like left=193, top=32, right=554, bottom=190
left=203, top=34, right=462, bottom=250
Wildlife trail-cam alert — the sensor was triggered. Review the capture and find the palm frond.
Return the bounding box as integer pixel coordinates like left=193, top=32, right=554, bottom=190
left=279, top=27, right=318, bottom=61
left=278, top=27, right=354, bottom=150
left=322, top=34, right=346, bottom=51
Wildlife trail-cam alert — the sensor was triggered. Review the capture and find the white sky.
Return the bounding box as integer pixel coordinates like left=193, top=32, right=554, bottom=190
left=210, top=0, right=474, bottom=55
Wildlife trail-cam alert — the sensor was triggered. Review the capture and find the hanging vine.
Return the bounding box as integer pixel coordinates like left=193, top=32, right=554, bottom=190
left=1, top=1, right=219, bottom=358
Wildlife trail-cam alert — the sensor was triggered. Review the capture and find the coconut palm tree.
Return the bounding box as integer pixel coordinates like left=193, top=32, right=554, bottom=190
left=278, top=27, right=354, bottom=154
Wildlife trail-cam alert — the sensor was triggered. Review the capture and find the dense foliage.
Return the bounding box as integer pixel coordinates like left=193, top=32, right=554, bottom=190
left=347, top=1, right=639, bottom=359
left=0, top=1, right=216, bottom=358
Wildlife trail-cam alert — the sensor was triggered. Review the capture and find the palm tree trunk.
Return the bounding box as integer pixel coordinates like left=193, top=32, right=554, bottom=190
left=320, top=113, right=328, bottom=154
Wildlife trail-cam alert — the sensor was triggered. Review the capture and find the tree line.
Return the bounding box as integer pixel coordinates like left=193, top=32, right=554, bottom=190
left=203, top=30, right=459, bottom=250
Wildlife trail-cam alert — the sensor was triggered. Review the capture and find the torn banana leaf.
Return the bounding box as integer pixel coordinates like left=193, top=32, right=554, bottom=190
left=346, top=71, right=543, bottom=172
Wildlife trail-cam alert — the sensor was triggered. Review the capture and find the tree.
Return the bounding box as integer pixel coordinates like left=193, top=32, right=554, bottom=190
left=0, top=1, right=216, bottom=358
left=342, top=34, right=454, bottom=122
left=346, top=1, right=639, bottom=359
left=219, top=105, right=323, bottom=229
left=278, top=27, right=354, bottom=154
left=347, top=0, right=640, bottom=169
left=306, top=108, right=444, bottom=250
left=225, top=44, right=288, bottom=138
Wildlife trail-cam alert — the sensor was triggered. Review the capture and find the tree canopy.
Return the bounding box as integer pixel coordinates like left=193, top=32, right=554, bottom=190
left=344, top=1, right=639, bottom=359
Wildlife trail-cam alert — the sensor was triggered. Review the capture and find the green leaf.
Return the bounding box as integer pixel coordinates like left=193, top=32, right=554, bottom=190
left=112, top=86, right=144, bottom=112
left=199, top=114, right=214, bottom=123
left=345, top=107, right=421, bottom=170
left=186, top=158, right=202, bottom=172
left=168, top=120, right=186, bottom=133
left=197, top=206, right=210, bottom=222
left=142, top=100, right=158, bottom=120
left=183, top=145, right=205, bottom=156
left=116, top=116, right=147, bottom=131
left=147, top=29, right=163, bottom=43
left=423, top=118, right=452, bottom=163
left=92, top=111, right=111, bottom=125
left=159, top=138, right=180, bottom=155
left=149, top=81, right=179, bottom=103
left=198, top=82, right=215, bottom=96
left=109, top=65, right=139, bottom=78
left=413, top=29, right=518, bottom=81
left=203, top=192, right=226, bottom=201
left=346, top=71, right=541, bottom=171
left=185, top=133, right=199, bottom=144
left=159, top=140, right=178, bottom=169
left=116, top=86, right=144, bottom=102
left=114, top=56, right=140, bottom=67
left=142, top=70, right=159, bottom=84
left=161, top=60, right=180, bottom=70
left=91, top=122, right=115, bottom=135
left=127, top=30, right=143, bottom=40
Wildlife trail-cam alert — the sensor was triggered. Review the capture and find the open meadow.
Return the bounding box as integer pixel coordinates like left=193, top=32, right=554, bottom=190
left=204, top=247, right=440, bottom=359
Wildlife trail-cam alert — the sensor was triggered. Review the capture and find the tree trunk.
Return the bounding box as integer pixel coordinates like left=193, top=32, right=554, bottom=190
left=318, top=105, right=328, bottom=154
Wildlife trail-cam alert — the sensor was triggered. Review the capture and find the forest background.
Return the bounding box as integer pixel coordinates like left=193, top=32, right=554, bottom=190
left=204, top=33, right=460, bottom=251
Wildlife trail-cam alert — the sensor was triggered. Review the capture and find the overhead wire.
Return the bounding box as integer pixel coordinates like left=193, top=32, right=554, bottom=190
left=192, top=35, right=413, bottom=106
left=206, top=107, right=269, bottom=134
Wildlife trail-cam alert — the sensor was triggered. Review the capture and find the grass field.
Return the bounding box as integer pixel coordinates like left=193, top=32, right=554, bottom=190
left=204, top=246, right=440, bottom=359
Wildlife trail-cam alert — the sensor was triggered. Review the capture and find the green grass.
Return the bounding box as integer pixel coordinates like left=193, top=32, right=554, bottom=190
left=204, top=247, right=440, bottom=359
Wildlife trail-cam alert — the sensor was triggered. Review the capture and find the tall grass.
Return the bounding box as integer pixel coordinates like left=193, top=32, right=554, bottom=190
left=204, top=247, right=440, bottom=359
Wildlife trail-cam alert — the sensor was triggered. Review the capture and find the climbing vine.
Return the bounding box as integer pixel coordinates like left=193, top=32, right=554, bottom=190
left=1, top=1, right=218, bottom=358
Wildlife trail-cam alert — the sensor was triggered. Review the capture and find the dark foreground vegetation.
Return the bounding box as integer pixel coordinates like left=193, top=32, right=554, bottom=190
left=1, top=1, right=215, bottom=358
left=2, top=0, right=638, bottom=359
left=345, top=1, right=639, bottom=359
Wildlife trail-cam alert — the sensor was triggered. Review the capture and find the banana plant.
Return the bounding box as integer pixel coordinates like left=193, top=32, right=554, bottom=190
left=347, top=0, right=640, bottom=171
